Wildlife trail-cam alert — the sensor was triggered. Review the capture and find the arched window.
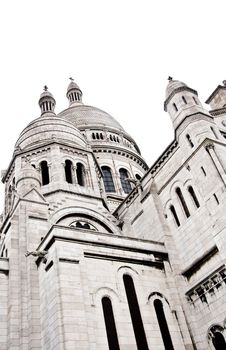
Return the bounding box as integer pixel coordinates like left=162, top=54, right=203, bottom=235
left=101, top=297, right=120, bottom=350
left=76, top=163, right=85, bottom=186
left=119, top=168, right=132, bottom=194
left=135, top=174, right=141, bottom=181
left=92, top=132, right=96, bottom=140
left=123, top=274, right=149, bottom=350
left=40, top=161, right=50, bottom=185
left=102, top=166, right=116, bottom=192
left=173, top=103, right=178, bottom=112
left=212, top=332, right=226, bottom=349
left=176, top=187, right=190, bottom=218
left=186, top=134, right=194, bottom=148
left=8, top=185, right=12, bottom=208
left=182, top=96, right=187, bottom=104
left=169, top=205, right=180, bottom=227
left=65, top=160, right=73, bottom=184
left=188, top=186, right=200, bottom=208
left=154, top=299, right=174, bottom=350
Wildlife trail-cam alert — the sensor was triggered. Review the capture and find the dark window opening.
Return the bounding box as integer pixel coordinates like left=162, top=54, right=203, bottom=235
left=102, top=297, right=120, bottom=350
left=169, top=205, right=180, bottom=227
left=212, top=332, right=226, bottom=350
left=123, top=274, right=149, bottom=350
left=40, top=161, right=50, bottom=185
left=76, top=163, right=85, bottom=186
left=154, top=299, right=174, bottom=350
left=96, top=133, right=100, bottom=140
left=173, top=103, right=178, bottom=112
left=188, top=186, right=200, bottom=208
left=119, top=168, right=132, bottom=194
left=65, top=160, right=73, bottom=184
left=201, top=166, right=206, bottom=176
left=92, top=132, right=96, bottom=140
left=214, top=193, right=219, bottom=205
left=135, top=174, right=141, bottom=181
left=193, top=97, right=198, bottom=104
left=182, top=96, right=187, bottom=104
left=102, top=166, right=116, bottom=192
left=186, top=134, right=194, bottom=148
left=100, top=133, right=104, bottom=140
left=176, top=188, right=190, bottom=218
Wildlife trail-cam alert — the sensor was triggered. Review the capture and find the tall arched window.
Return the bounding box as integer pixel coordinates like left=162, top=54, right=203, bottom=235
left=102, top=166, right=116, bottom=192
left=40, top=161, right=50, bottom=185
left=65, top=160, right=73, bottom=184
left=76, top=163, right=85, bottom=186
left=188, top=186, right=200, bottom=208
left=186, top=134, right=194, bottom=148
left=169, top=205, right=180, bottom=227
left=101, top=297, right=120, bottom=350
left=154, top=299, right=174, bottom=350
left=123, top=275, right=149, bottom=350
left=212, top=332, right=226, bottom=349
left=176, top=187, right=190, bottom=218
left=119, top=168, right=132, bottom=194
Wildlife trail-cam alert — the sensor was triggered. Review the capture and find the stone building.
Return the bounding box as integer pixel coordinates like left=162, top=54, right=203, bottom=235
left=0, top=77, right=225, bottom=350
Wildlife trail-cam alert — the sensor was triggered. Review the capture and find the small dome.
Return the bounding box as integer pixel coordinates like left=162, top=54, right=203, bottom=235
left=15, top=115, right=87, bottom=151
left=165, top=79, right=188, bottom=99
left=58, top=104, right=124, bottom=131
left=67, top=80, right=82, bottom=94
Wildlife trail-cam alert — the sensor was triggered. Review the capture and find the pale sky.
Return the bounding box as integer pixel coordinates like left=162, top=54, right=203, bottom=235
left=0, top=0, right=225, bottom=211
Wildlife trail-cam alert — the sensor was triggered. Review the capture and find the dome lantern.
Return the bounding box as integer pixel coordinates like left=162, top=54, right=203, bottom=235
left=66, top=77, right=83, bottom=106
left=38, top=86, right=56, bottom=116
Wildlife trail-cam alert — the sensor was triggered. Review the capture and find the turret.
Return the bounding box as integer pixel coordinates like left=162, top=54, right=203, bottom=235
left=205, top=80, right=226, bottom=110
left=66, top=77, right=83, bottom=106
left=38, top=86, right=56, bottom=116
left=16, top=162, right=41, bottom=197
left=164, top=77, right=207, bottom=130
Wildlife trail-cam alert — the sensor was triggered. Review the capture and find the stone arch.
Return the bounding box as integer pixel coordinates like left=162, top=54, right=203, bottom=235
left=92, top=286, right=121, bottom=307
left=50, top=206, right=119, bottom=234
left=147, top=291, right=170, bottom=306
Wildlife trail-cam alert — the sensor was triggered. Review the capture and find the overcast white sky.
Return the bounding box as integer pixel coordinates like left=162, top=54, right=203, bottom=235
left=0, top=0, right=225, bottom=210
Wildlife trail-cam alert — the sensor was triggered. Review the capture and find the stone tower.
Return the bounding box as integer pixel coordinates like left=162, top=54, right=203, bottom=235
left=0, top=78, right=225, bottom=350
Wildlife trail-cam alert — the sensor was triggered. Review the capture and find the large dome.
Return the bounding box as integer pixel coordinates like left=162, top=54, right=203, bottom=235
left=58, top=104, right=124, bottom=131
left=15, top=115, right=87, bottom=151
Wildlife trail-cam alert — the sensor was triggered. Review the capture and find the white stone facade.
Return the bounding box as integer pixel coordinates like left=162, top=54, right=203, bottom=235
left=0, top=78, right=225, bottom=349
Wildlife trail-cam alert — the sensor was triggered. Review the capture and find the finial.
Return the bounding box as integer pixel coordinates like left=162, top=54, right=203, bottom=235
left=222, top=80, right=226, bottom=86
left=69, top=77, right=74, bottom=82
left=44, top=85, right=48, bottom=91
left=168, top=76, right=173, bottom=81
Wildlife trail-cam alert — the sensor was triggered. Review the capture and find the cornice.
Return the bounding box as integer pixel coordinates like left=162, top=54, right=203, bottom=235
left=210, top=107, right=226, bottom=116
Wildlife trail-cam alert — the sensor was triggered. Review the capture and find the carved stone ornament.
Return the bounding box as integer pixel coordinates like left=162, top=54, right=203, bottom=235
left=205, top=143, right=215, bottom=151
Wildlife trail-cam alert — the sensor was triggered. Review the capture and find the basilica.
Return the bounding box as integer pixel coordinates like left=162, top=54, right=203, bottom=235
left=0, top=77, right=225, bottom=350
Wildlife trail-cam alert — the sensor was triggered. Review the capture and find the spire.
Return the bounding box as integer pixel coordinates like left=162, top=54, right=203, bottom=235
left=38, top=86, right=56, bottom=116
left=66, top=77, right=83, bottom=106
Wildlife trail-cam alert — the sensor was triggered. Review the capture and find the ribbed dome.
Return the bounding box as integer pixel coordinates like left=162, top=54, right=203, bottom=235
left=58, top=104, right=124, bottom=131
left=165, top=80, right=188, bottom=99
left=15, top=115, right=87, bottom=151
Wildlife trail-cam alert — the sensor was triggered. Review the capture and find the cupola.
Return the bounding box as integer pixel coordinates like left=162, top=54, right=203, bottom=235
left=66, top=77, right=83, bottom=106
left=164, top=77, right=207, bottom=129
left=38, top=86, right=56, bottom=116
